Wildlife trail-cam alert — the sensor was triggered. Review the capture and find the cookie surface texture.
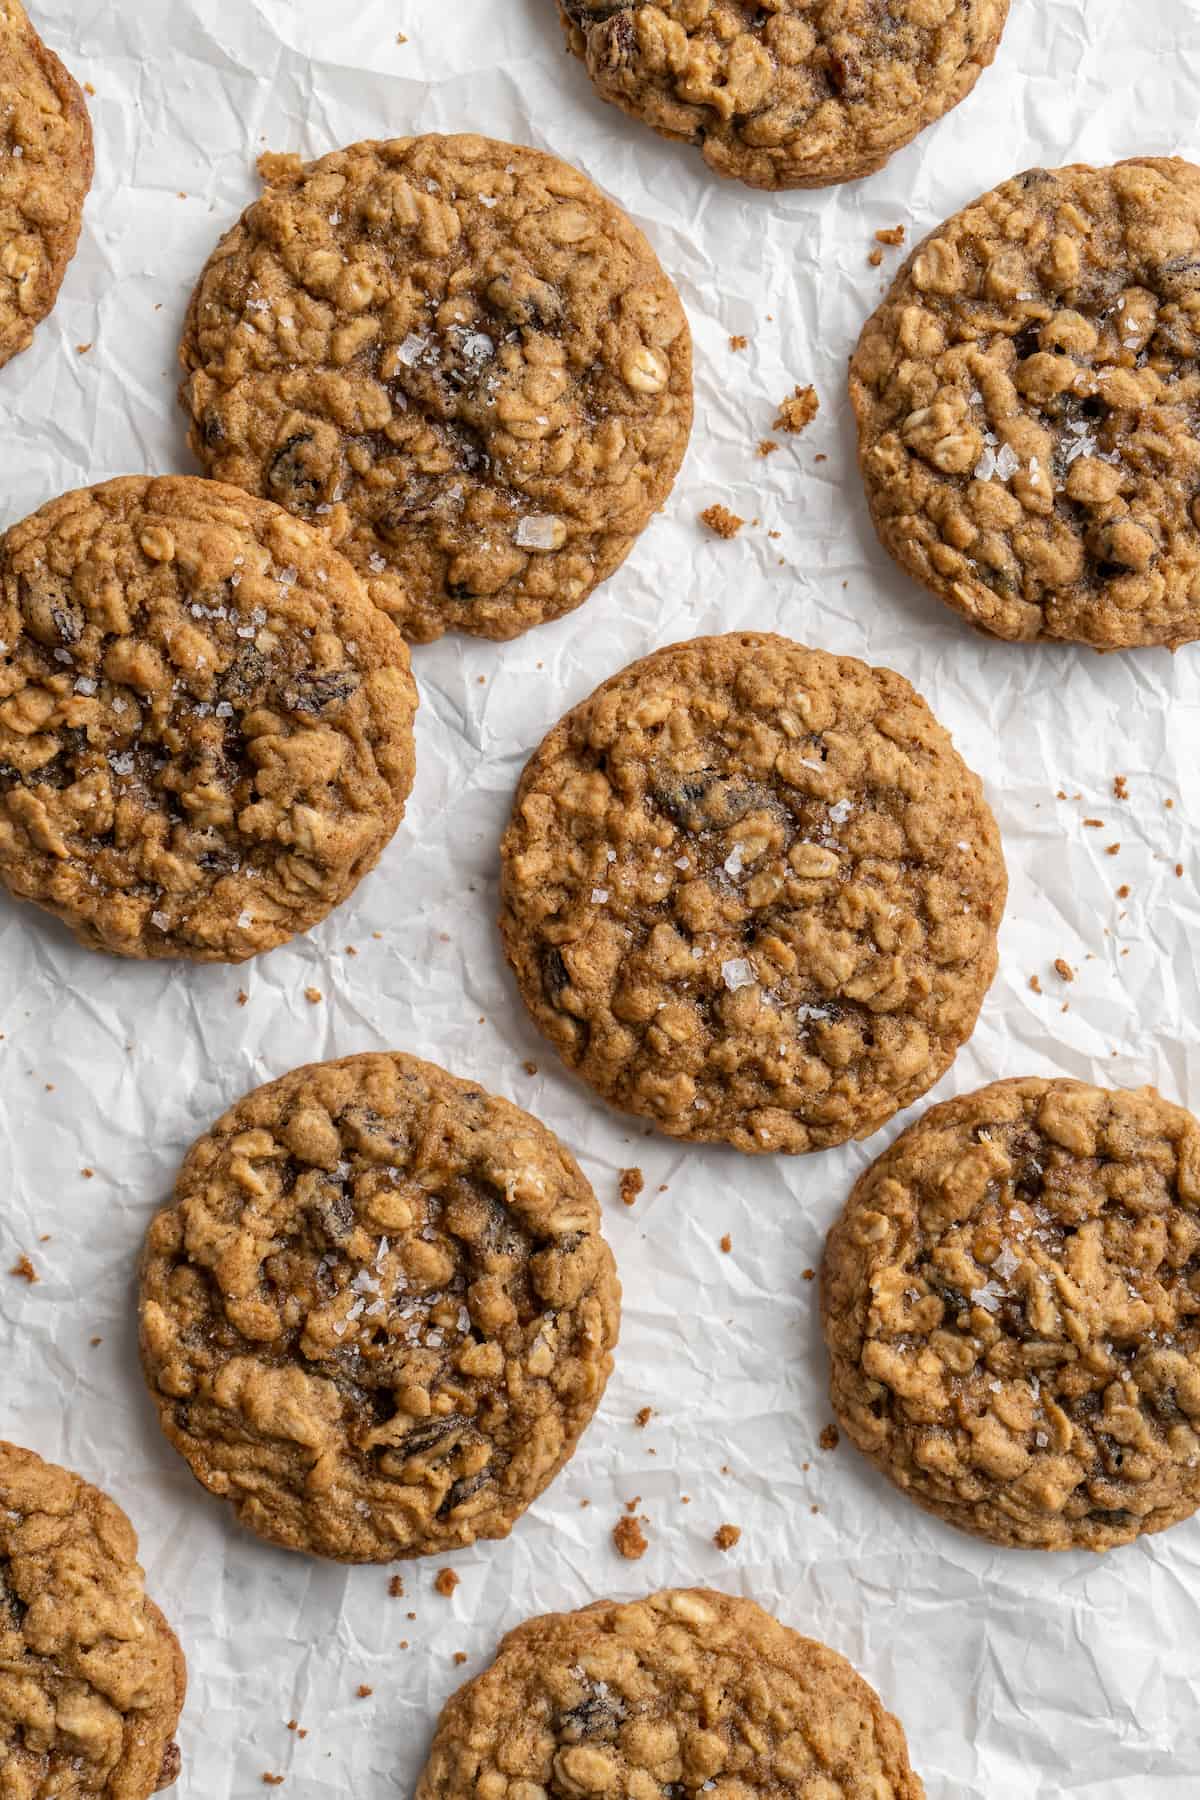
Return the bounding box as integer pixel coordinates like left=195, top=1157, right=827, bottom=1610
left=415, top=1586, right=926, bottom=1800
left=500, top=632, right=1006, bottom=1154
left=557, top=1, right=1008, bottom=192
left=0, top=1, right=93, bottom=368
left=822, top=1077, right=1200, bottom=1550
left=851, top=157, right=1200, bottom=647
left=0, top=474, right=418, bottom=961
left=0, top=1440, right=186, bottom=1798
left=139, top=1051, right=621, bottom=1562
left=179, top=133, right=693, bottom=643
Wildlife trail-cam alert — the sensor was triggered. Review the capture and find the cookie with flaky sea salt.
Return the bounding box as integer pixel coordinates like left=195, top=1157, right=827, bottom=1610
left=499, top=632, right=1006, bottom=1155
left=0, top=1440, right=186, bottom=1796
left=822, top=1077, right=1200, bottom=1551
left=138, top=1051, right=621, bottom=1563
left=557, top=1, right=1008, bottom=192
left=178, top=133, right=693, bottom=644
left=415, top=1587, right=926, bottom=1800
left=0, top=474, right=417, bottom=961
left=0, top=2, right=93, bottom=369
left=851, top=157, right=1200, bottom=648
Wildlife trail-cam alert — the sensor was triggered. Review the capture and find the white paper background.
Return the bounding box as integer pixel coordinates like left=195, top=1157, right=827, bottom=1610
left=2, top=0, right=1199, bottom=1793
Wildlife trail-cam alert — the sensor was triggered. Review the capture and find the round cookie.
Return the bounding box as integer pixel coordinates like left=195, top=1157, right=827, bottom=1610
left=557, top=1, right=1008, bottom=193
left=138, top=1051, right=621, bottom=1562
left=178, top=133, right=693, bottom=644
left=0, top=2, right=93, bottom=369
left=0, top=1440, right=186, bottom=1797
left=499, top=633, right=1006, bottom=1154
left=851, top=157, right=1200, bottom=649
left=415, top=1586, right=925, bottom=1800
left=0, top=474, right=417, bottom=962
left=822, top=1077, right=1200, bottom=1551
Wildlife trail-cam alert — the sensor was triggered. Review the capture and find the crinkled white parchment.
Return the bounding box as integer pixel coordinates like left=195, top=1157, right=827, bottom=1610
left=2, top=1, right=1200, bottom=1795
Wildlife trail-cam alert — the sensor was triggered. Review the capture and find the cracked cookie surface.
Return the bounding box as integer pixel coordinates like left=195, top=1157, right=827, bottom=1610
left=822, top=1078, right=1200, bottom=1550
left=138, top=1052, right=620, bottom=1562
left=557, top=0, right=1007, bottom=192
left=499, top=633, right=1005, bottom=1155
left=0, top=1, right=92, bottom=369
left=851, top=157, right=1200, bottom=648
left=0, top=475, right=417, bottom=962
left=415, top=1586, right=925, bottom=1800
left=178, top=134, right=692, bottom=643
left=0, top=1440, right=185, bottom=1798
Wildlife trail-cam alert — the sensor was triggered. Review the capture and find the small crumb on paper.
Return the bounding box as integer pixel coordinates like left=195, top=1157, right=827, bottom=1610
left=700, top=503, right=744, bottom=539
left=774, top=385, right=819, bottom=434
left=1053, top=959, right=1075, bottom=983
left=8, top=1255, right=37, bottom=1284
left=613, top=1515, right=648, bottom=1560
left=635, top=1406, right=653, bottom=1427
left=1029, top=974, right=1042, bottom=994
left=388, top=1575, right=405, bottom=1598
left=729, top=334, right=747, bottom=351
left=819, top=1424, right=840, bottom=1452
left=719, top=1233, right=732, bottom=1254
left=356, top=1684, right=373, bottom=1699
left=1113, top=774, right=1128, bottom=799
left=757, top=439, right=778, bottom=457
left=434, top=1569, right=460, bottom=1598
left=304, top=986, right=322, bottom=1004
left=453, top=1652, right=468, bottom=1665
left=713, top=1523, right=741, bottom=1551
left=619, top=1167, right=644, bottom=1206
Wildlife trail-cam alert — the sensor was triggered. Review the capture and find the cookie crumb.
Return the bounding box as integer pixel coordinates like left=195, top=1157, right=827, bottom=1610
left=757, top=439, right=778, bottom=457
left=89, top=1335, right=102, bottom=1346
left=619, top=1167, right=644, bottom=1207
left=1117, top=884, right=1130, bottom=899
left=713, top=1523, right=741, bottom=1551
left=453, top=1652, right=468, bottom=1665
left=1028, top=974, right=1043, bottom=994
left=75, top=342, right=91, bottom=354
left=613, top=1515, right=648, bottom=1560
left=719, top=1233, right=732, bottom=1253
left=773, top=385, right=819, bottom=435
left=1106, top=843, right=1120, bottom=856
left=1113, top=774, right=1128, bottom=800
left=396, top=30, right=408, bottom=43
left=345, top=944, right=358, bottom=956
left=236, top=990, right=248, bottom=1007
left=434, top=1568, right=460, bottom=1598
left=635, top=1406, right=653, bottom=1428
left=356, top=1684, right=373, bottom=1699
left=388, top=1575, right=405, bottom=1598
left=522, top=1060, right=538, bottom=1076
left=1053, top=959, right=1075, bottom=983
left=84, top=80, right=96, bottom=96
left=818, top=1423, right=840, bottom=1452
left=1176, top=864, right=1184, bottom=877
left=81, top=1167, right=94, bottom=1179
left=625, top=1495, right=641, bottom=1513
left=1083, top=818, right=1103, bottom=828
left=876, top=225, right=906, bottom=246
left=801, top=1267, right=815, bottom=1282
left=262, top=1779, right=284, bottom=1789
left=8, top=1255, right=37, bottom=1284
left=699, top=503, right=744, bottom=540
left=729, top=334, right=747, bottom=351
left=304, top=986, right=323, bottom=1004
left=868, top=248, right=884, bottom=267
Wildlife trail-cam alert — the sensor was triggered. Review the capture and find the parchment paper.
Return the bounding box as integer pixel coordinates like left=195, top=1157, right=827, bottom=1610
left=2, top=1, right=1200, bottom=1794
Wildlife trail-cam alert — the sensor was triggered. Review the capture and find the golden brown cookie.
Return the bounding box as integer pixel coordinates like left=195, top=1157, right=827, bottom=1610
left=0, top=2, right=92, bottom=369
left=0, top=474, right=417, bottom=961
left=0, top=1440, right=186, bottom=1797
left=178, top=133, right=693, bottom=643
left=415, top=1587, right=925, bottom=1800
left=499, top=633, right=1006, bottom=1154
left=557, top=1, right=1008, bottom=192
left=138, top=1051, right=621, bottom=1563
left=822, top=1077, right=1200, bottom=1551
left=851, top=157, right=1200, bottom=648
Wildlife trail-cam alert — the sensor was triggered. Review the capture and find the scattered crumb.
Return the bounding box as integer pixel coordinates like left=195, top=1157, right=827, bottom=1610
left=396, top=30, right=408, bottom=43
left=635, top=1406, right=653, bottom=1428
left=625, top=1496, right=641, bottom=1513
left=810, top=1504, right=820, bottom=1515
left=477, top=675, right=485, bottom=685
left=729, top=334, right=747, bottom=351
left=81, top=1167, right=94, bottom=1179
left=757, top=439, right=778, bottom=457
left=8, top=1255, right=37, bottom=1284
left=89, top=1336, right=102, bottom=1347
left=1106, top=843, right=1120, bottom=856
left=802, top=1268, right=815, bottom=1282
left=345, top=945, right=358, bottom=957
left=388, top=1576, right=405, bottom=1598
left=522, top=1060, right=538, bottom=1076
left=434, top=1569, right=460, bottom=1599
left=304, top=987, right=322, bottom=1004
left=236, top=990, right=248, bottom=1007
left=1083, top=818, right=1104, bottom=828
left=814, top=453, right=827, bottom=463
left=407, top=1612, right=416, bottom=1621
left=876, top=225, right=906, bottom=246
left=44, top=1083, right=53, bottom=1092
left=580, top=1498, right=590, bottom=1508
left=1113, top=775, right=1128, bottom=800
left=818, top=1424, right=840, bottom=1452
left=720, top=1464, right=731, bottom=1475
left=1061, top=1002, right=1069, bottom=1013
left=1029, top=974, right=1042, bottom=994
left=767, top=529, right=781, bottom=540
left=453, top=1652, right=468, bottom=1666
left=713, top=1523, right=741, bottom=1551
left=719, top=1234, right=732, bottom=1254
left=868, top=248, right=884, bottom=267
left=681, top=1495, right=690, bottom=1505
left=38, top=1234, right=50, bottom=1244
left=1117, top=884, right=1131, bottom=899
left=613, top=1515, right=648, bottom=1560
left=1176, top=864, right=1184, bottom=878
left=773, top=385, right=819, bottom=434
left=399, top=1639, right=409, bottom=1650
left=84, top=81, right=96, bottom=96
left=1166, top=798, right=1175, bottom=810
left=75, top=342, right=91, bottom=354
left=1053, top=959, right=1075, bottom=983
left=262, top=1780, right=284, bottom=1789
left=619, top=1167, right=644, bottom=1207
left=700, top=503, right=744, bottom=540
left=373, top=930, right=383, bottom=939
left=356, top=1685, right=373, bottom=1699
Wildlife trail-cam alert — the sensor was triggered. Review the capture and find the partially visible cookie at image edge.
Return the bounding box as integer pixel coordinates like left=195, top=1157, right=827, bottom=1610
left=500, top=632, right=1006, bottom=1154
left=179, top=132, right=693, bottom=644
left=0, top=474, right=418, bottom=961
left=822, top=1077, right=1200, bottom=1550
left=852, top=157, right=1200, bottom=648
left=139, top=1051, right=621, bottom=1562
left=0, top=1440, right=186, bottom=1797
left=557, top=0, right=1009, bottom=192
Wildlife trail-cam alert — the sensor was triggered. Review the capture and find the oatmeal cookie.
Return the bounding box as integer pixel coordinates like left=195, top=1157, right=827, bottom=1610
left=557, top=1, right=1008, bottom=192
left=138, top=1052, right=620, bottom=1562
left=415, top=1586, right=925, bottom=1799
left=178, top=133, right=692, bottom=643
left=0, top=1440, right=185, bottom=1796
left=0, top=475, right=417, bottom=961
left=851, top=157, right=1200, bottom=648
left=0, top=2, right=92, bottom=369
left=499, top=633, right=1005, bottom=1154
left=822, top=1077, right=1200, bottom=1550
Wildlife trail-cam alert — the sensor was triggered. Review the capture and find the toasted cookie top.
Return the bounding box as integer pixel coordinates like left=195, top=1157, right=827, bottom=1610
left=139, top=1052, right=621, bottom=1562
left=0, top=1, right=93, bottom=368
left=179, top=133, right=692, bottom=643
left=416, top=1587, right=925, bottom=1800
left=0, top=475, right=417, bottom=962
left=558, top=0, right=1008, bottom=192
left=851, top=157, right=1200, bottom=648
left=0, top=1441, right=185, bottom=1798
left=822, top=1077, right=1200, bottom=1550
left=500, top=633, right=1006, bottom=1154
